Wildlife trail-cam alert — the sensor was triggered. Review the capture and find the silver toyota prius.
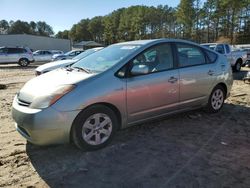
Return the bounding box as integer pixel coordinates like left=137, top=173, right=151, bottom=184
left=12, top=39, right=233, bottom=150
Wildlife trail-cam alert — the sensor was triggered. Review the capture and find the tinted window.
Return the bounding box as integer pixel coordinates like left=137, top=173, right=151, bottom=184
left=205, top=50, right=217, bottom=63
left=215, top=44, right=225, bottom=54
left=44, top=51, right=52, bottom=55
left=0, top=48, right=7, bottom=53
left=7, top=48, right=23, bottom=54
left=225, top=45, right=230, bottom=53
left=131, top=43, right=174, bottom=73
left=75, top=51, right=82, bottom=55
left=176, top=43, right=206, bottom=67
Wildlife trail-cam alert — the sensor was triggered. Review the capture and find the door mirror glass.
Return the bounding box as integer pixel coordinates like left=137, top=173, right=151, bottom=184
left=131, top=64, right=149, bottom=76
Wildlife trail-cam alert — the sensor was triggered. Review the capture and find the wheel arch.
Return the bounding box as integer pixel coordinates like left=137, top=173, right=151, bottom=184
left=214, top=82, right=227, bottom=97
left=69, top=102, right=122, bottom=143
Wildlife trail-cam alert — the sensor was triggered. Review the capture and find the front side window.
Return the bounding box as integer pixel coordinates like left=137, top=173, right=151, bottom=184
left=177, top=43, right=206, bottom=67
left=130, top=43, right=174, bottom=75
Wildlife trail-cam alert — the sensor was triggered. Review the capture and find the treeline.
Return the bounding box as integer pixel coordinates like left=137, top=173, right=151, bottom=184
left=1, top=0, right=249, bottom=44
left=57, top=0, right=250, bottom=45
left=0, top=20, right=54, bottom=36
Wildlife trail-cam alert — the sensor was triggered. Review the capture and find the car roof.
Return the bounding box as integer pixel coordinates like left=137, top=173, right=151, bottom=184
left=114, top=38, right=202, bottom=47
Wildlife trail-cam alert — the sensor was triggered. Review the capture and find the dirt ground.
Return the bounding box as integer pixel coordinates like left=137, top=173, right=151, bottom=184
left=0, top=64, right=250, bottom=188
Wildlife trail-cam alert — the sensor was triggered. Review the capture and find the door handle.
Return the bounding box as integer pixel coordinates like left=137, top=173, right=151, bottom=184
left=168, top=77, right=178, bottom=83
left=208, top=70, right=214, bottom=76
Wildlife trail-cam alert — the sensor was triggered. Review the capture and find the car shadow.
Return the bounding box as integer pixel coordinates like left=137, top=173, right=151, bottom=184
left=233, top=69, right=249, bottom=80
left=0, top=62, right=46, bottom=70
left=26, top=103, right=250, bottom=188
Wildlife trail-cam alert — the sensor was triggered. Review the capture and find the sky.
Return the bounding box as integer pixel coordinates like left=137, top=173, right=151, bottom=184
left=1, top=0, right=180, bottom=34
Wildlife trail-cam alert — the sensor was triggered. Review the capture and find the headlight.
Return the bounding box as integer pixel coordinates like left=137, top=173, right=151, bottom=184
left=30, top=85, right=75, bottom=109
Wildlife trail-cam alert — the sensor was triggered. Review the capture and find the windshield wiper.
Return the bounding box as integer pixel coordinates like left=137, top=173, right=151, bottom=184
left=72, top=67, right=92, bottom=73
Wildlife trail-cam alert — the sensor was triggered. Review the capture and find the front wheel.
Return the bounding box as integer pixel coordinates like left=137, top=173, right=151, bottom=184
left=72, top=105, right=118, bottom=150
left=206, top=85, right=225, bottom=113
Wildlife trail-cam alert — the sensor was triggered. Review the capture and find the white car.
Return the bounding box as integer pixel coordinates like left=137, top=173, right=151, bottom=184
left=201, top=43, right=247, bottom=72
left=35, top=47, right=103, bottom=75
left=33, top=50, right=53, bottom=62
left=0, top=47, right=34, bottom=66
left=51, top=50, right=84, bottom=61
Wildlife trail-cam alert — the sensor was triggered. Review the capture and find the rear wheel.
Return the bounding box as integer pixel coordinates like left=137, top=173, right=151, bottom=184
left=233, top=59, right=242, bottom=72
left=206, top=85, right=225, bottom=113
left=72, top=105, right=118, bottom=150
left=18, top=58, right=29, bottom=67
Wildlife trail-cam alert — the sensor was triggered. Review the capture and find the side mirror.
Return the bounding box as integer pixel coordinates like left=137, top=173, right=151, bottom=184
left=131, top=64, right=149, bottom=76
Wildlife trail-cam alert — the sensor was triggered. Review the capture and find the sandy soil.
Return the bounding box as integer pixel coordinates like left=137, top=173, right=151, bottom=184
left=0, top=64, right=250, bottom=188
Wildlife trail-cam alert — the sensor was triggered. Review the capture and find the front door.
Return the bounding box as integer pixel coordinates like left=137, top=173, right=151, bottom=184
left=126, top=43, right=179, bottom=123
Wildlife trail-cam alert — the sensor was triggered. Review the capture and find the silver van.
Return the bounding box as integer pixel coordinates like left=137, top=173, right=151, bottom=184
left=0, top=47, right=34, bottom=66
left=12, top=39, right=233, bottom=150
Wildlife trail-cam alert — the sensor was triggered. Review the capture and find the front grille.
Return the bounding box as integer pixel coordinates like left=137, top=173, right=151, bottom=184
left=17, top=98, right=31, bottom=107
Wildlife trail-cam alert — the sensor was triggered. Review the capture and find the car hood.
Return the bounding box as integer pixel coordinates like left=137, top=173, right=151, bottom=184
left=18, top=69, right=94, bottom=103
left=36, top=59, right=77, bottom=73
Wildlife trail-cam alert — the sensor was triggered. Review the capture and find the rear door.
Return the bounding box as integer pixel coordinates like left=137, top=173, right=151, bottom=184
left=126, top=43, right=179, bottom=123
left=43, top=51, right=52, bottom=61
left=7, top=48, right=19, bottom=63
left=175, top=43, right=217, bottom=109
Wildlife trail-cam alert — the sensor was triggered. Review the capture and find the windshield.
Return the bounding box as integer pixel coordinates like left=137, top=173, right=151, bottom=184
left=65, top=51, right=74, bottom=56
left=72, top=44, right=140, bottom=73
left=72, top=48, right=99, bottom=60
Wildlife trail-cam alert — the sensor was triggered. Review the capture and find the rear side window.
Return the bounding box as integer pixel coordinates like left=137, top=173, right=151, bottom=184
left=7, top=48, right=23, bottom=54
left=176, top=43, right=206, bottom=67
left=205, top=50, right=217, bottom=63
left=215, top=44, right=225, bottom=54
left=225, top=45, right=230, bottom=53
left=44, top=51, right=52, bottom=55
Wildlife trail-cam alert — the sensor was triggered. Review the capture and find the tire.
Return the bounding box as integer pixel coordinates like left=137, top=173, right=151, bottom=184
left=233, top=59, right=242, bottom=72
left=72, top=105, right=118, bottom=150
left=206, top=85, right=226, bottom=113
left=18, top=58, right=30, bottom=67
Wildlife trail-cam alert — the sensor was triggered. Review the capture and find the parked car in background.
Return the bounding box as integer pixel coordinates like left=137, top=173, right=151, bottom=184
left=51, top=50, right=64, bottom=55
left=12, top=39, right=233, bottom=150
left=242, top=48, right=250, bottom=67
left=33, top=50, right=53, bottom=62
left=35, top=47, right=103, bottom=75
left=201, top=43, right=247, bottom=72
left=52, top=50, right=84, bottom=61
left=0, top=46, right=34, bottom=66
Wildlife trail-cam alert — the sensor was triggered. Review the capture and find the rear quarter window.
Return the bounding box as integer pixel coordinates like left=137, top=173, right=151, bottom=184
left=204, top=50, right=218, bottom=63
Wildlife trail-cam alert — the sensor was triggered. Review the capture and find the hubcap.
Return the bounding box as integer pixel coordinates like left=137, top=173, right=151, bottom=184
left=211, top=89, right=224, bottom=110
left=20, top=60, right=28, bottom=66
left=82, top=113, right=112, bottom=145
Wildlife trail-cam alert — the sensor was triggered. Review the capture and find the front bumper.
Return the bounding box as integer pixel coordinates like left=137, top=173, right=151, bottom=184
left=12, top=96, right=80, bottom=145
